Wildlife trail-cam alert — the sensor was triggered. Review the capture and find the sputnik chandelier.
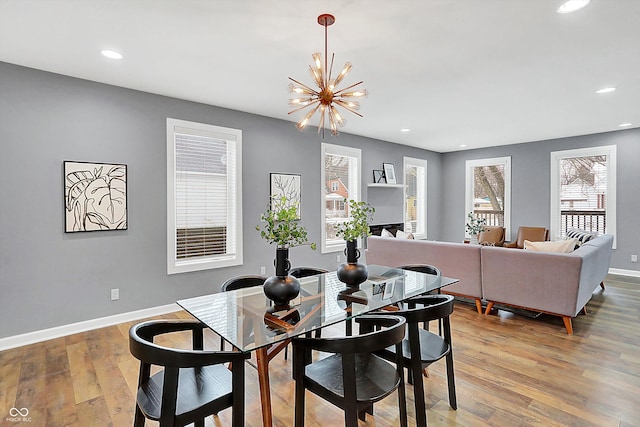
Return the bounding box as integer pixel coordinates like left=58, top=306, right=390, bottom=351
left=288, top=13, right=368, bottom=137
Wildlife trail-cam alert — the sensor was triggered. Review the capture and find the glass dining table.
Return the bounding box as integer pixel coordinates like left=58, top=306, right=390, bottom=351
left=177, top=264, right=458, bottom=427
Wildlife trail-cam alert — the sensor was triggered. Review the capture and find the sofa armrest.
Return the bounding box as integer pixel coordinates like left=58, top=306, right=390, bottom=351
left=504, top=241, right=518, bottom=248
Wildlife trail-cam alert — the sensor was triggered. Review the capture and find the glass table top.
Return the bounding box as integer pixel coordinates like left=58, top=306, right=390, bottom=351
left=177, top=265, right=458, bottom=352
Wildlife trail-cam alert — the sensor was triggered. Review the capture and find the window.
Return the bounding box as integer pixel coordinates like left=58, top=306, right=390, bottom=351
left=465, top=157, right=511, bottom=237
left=550, top=145, right=616, bottom=246
left=321, top=143, right=361, bottom=253
left=167, top=118, right=243, bottom=274
left=403, top=157, right=428, bottom=239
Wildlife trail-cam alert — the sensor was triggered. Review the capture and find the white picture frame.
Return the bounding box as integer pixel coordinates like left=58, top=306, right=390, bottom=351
left=383, top=163, right=396, bottom=184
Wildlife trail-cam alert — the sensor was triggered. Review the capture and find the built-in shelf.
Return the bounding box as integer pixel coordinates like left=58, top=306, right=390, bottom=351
left=367, top=183, right=404, bottom=188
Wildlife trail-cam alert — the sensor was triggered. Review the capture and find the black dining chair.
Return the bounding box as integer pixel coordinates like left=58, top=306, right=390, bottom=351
left=219, top=275, right=268, bottom=351
left=220, top=274, right=268, bottom=292
left=289, top=266, right=328, bottom=278
left=129, top=319, right=249, bottom=427
left=292, top=314, right=408, bottom=427
left=290, top=267, right=327, bottom=338
left=372, top=294, right=457, bottom=427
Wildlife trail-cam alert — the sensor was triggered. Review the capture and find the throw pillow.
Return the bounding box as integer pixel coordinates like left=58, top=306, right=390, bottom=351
left=395, top=229, right=415, bottom=239
left=381, top=228, right=394, bottom=238
left=565, top=228, right=596, bottom=248
left=524, top=238, right=578, bottom=253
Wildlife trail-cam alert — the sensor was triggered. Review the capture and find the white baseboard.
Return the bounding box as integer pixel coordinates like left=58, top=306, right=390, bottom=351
left=0, top=303, right=181, bottom=351
left=609, top=268, right=640, bottom=278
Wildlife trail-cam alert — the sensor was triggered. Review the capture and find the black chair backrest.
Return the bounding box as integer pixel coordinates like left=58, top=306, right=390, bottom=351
left=403, top=294, right=454, bottom=324
left=129, top=320, right=248, bottom=368
left=399, top=264, right=441, bottom=277
left=293, top=314, right=406, bottom=354
left=221, top=275, right=267, bottom=292
left=289, top=267, right=328, bottom=278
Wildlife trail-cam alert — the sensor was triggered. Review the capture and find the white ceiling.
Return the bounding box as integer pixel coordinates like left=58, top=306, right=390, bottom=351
left=1, top=0, right=638, bottom=153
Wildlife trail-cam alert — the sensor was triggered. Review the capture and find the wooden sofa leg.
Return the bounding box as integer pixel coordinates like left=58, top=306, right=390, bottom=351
left=484, top=301, right=494, bottom=315
left=562, top=316, right=574, bottom=335
left=475, top=299, right=483, bottom=314
left=582, top=306, right=588, bottom=315
left=600, top=281, right=605, bottom=290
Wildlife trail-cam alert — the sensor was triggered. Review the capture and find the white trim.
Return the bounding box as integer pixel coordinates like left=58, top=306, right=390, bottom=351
left=550, top=145, right=616, bottom=248
left=166, top=118, right=243, bottom=274
left=403, top=156, right=428, bottom=240
left=0, top=304, right=180, bottom=351
left=465, top=156, right=511, bottom=237
left=320, top=143, right=362, bottom=253
left=608, top=268, right=640, bottom=278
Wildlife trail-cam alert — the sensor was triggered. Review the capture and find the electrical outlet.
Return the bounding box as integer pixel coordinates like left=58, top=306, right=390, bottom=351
left=260, top=266, right=266, bottom=274
left=110, top=288, right=120, bottom=301
left=632, top=254, right=638, bottom=263
left=336, top=254, right=341, bottom=262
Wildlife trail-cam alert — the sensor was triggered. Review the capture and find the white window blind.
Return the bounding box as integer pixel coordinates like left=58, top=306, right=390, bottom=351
left=167, top=119, right=242, bottom=274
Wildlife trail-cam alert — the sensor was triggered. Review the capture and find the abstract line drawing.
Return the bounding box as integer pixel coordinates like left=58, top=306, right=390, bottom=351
left=64, top=161, right=128, bottom=232
left=270, top=173, right=301, bottom=219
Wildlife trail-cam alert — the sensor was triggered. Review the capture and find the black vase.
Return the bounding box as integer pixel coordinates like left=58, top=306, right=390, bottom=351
left=337, top=239, right=368, bottom=287
left=263, top=247, right=300, bottom=310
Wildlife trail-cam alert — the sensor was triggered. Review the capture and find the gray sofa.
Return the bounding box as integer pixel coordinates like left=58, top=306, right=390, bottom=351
left=365, top=234, right=614, bottom=334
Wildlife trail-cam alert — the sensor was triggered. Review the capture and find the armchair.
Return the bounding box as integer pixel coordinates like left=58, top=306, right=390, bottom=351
left=477, top=226, right=505, bottom=247
left=505, top=226, right=549, bottom=249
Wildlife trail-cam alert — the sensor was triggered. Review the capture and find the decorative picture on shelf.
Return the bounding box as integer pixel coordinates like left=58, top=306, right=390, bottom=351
left=270, top=173, right=302, bottom=219
left=373, top=169, right=385, bottom=183
left=64, top=161, right=128, bottom=232
left=383, top=163, right=396, bottom=184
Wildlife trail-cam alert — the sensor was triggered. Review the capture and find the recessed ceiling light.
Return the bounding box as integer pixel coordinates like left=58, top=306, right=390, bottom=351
left=557, top=0, right=590, bottom=14
left=100, top=49, right=123, bottom=60
left=400, top=128, right=411, bottom=133
left=459, top=144, right=467, bottom=148
left=596, top=87, right=616, bottom=94
left=618, top=123, right=632, bottom=127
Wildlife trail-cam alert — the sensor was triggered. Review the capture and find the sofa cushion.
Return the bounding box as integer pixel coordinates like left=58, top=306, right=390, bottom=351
left=381, top=228, right=394, bottom=238
left=524, top=238, right=577, bottom=253
left=395, top=229, right=414, bottom=239
left=566, top=228, right=596, bottom=248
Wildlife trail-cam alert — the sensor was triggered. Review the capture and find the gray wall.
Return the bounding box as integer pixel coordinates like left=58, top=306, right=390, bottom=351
left=440, top=130, right=640, bottom=270
left=0, top=62, right=441, bottom=338
left=2, top=61, right=637, bottom=339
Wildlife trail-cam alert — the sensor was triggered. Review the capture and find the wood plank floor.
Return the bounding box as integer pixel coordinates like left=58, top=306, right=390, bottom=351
left=1, top=274, right=639, bottom=426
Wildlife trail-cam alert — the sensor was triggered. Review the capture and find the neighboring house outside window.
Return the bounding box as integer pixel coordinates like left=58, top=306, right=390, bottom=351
left=321, top=143, right=361, bottom=253
left=167, top=118, right=243, bottom=274
left=403, top=157, right=428, bottom=239
left=550, top=145, right=616, bottom=247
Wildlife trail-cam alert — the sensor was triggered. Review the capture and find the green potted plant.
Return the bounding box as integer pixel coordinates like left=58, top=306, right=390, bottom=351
left=256, top=195, right=316, bottom=309
left=465, top=211, right=486, bottom=244
left=335, top=199, right=375, bottom=287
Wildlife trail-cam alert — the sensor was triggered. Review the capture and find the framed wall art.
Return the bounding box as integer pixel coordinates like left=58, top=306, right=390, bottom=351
left=64, top=161, right=128, bottom=232
left=270, top=173, right=301, bottom=218
left=383, top=163, right=397, bottom=184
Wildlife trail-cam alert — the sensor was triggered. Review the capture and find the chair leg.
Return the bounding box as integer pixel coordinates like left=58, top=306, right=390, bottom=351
left=294, top=370, right=305, bottom=426
left=412, top=363, right=428, bottom=427
left=133, top=406, right=145, bottom=427
left=445, top=351, right=457, bottom=410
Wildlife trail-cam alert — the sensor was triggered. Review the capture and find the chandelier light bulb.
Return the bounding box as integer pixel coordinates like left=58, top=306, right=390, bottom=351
left=288, top=13, right=367, bottom=137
